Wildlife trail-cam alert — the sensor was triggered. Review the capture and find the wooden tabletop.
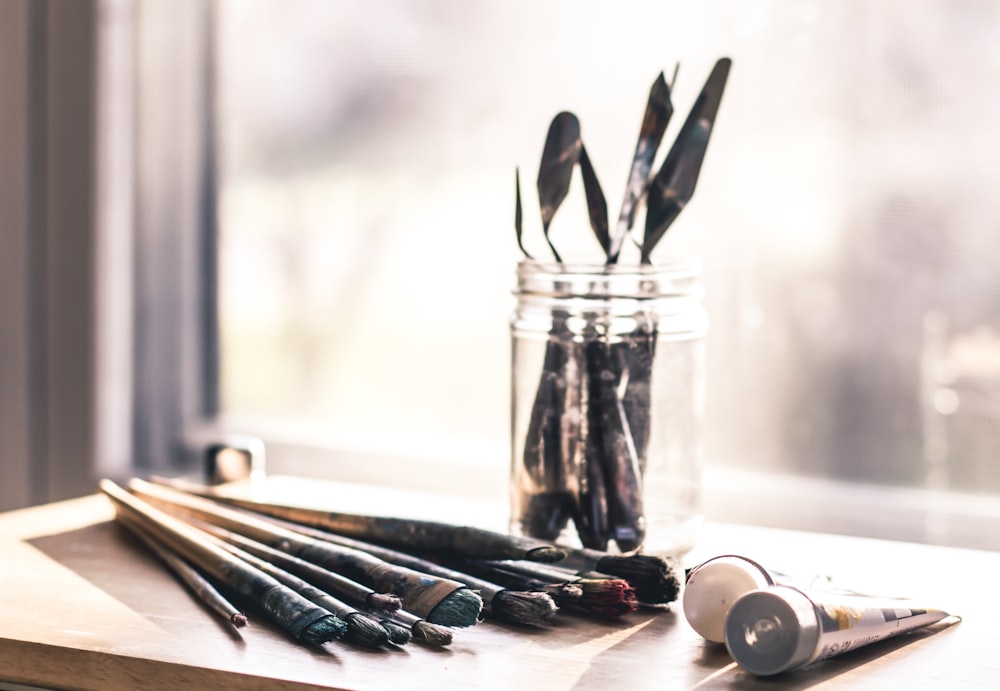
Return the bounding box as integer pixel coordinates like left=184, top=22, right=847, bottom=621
left=1, top=477, right=996, bottom=690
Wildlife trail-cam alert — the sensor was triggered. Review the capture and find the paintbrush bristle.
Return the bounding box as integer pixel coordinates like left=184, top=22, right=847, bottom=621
left=426, top=588, right=483, bottom=627
left=379, top=620, right=412, bottom=646
left=412, top=620, right=453, bottom=647
left=577, top=578, right=638, bottom=617
left=595, top=554, right=681, bottom=604
left=300, top=615, right=348, bottom=645
left=524, top=545, right=567, bottom=563
left=492, top=591, right=559, bottom=626
left=345, top=613, right=390, bottom=649
left=366, top=592, right=402, bottom=614
left=545, top=583, right=584, bottom=604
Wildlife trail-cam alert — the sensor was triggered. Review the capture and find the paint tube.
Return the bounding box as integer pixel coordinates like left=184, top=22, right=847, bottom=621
left=724, top=584, right=954, bottom=676
left=683, top=555, right=833, bottom=643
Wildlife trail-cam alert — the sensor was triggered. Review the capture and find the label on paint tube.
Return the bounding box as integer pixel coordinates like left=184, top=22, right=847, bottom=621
left=724, top=585, right=955, bottom=676
left=813, top=596, right=936, bottom=660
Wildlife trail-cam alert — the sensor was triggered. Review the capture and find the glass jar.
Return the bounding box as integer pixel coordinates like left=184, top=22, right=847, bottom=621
left=509, top=258, right=707, bottom=556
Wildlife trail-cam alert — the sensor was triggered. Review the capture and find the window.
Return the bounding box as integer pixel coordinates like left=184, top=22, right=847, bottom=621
left=117, top=0, right=1000, bottom=549
left=208, top=1, right=1000, bottom=475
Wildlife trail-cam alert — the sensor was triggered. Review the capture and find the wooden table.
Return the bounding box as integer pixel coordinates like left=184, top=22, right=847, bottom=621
left=1, top=477, right=996, bottom=690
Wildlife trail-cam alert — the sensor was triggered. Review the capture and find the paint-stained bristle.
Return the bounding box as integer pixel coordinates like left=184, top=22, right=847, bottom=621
left=525, top=545, right=567, bottom=563
left=380, top=620, right=412, bottom=646
left=230, top=612, right=249, bottom=629
left=367, top=592, right=402, bottom=614
left=546, top=583, right=583, bottom=604
left=345, top=613, right=390, bottom=649
left=596, top=554, right=681, bottom=604
left=426, top=588, right=483, bottom=627
left=300, top=615, right=348, bottom=645
left=577, top=578, right=638, bottom=617
left=493, top=591, right=559, bottom=626
left=412, top=620, right=453, bottom=648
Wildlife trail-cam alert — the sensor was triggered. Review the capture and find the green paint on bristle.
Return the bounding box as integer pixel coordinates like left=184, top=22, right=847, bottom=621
left=300, top=615, right=348, bottom=645
left=380, top=620, right=412, bottom=646
left=426, top=588, right=483, bottom=627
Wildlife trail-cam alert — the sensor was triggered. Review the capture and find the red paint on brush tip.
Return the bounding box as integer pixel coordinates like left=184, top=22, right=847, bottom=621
left=581, top=579, right=639, bottom=618
left=230, top=612, right=249, bottom=628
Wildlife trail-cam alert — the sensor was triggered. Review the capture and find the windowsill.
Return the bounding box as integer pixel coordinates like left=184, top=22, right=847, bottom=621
left=228, top=467, right=1000, bottom=552
left=702, top=466, right=1000, bottom=552
left=185, top=416, right=1000, bottom=552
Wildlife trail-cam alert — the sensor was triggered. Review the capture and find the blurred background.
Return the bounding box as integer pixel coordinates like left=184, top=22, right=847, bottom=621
left=3, top=0, right=1000, bottom=545
left=214, top=0, right=1000, bottom=488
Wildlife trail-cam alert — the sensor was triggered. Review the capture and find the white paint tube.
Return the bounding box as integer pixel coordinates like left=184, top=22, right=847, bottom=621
left=724, top=584, right=955, bottom=676
left=683, top=555, right=833, bottom=643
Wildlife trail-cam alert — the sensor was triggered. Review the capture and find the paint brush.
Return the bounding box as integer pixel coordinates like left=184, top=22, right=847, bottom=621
left=128, top=478, right=484, bottom=627
left=200, top=518, right=447, bottom=647
left=377, top=620, right=413, bottom=647
left=117, top=513, right=248, bottom=630
left=197, top=521, right=401, bottom=614
left=148, top=476, right=565, bottom=563
left=267, top=518, right=559, bottom=627
left=455, top=558, right=637, bottom=619
left=212, top=538, right=393, bottom=649
left=585, top=337, right=645, bottom=552
left=385, top=608, right=453, bottom=648
left=100, top=480, right=347, bottom=646
left=517, top=318, right=576, bottom=542
left=559, top=575, right=636, bottom=618
left=561, top=339, right=610, bottom=550
left=555, top=546, right=683, bottom=605
left=203, top=519, right=449, bottom=647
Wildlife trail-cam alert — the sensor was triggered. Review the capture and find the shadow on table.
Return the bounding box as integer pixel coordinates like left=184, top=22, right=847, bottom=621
left=29, top=520, right=254, bottom=644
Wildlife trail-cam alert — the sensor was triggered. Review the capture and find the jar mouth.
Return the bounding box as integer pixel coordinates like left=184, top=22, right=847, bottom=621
left=517, top=255, right=701, bottom=278
left=515, top=256, right=702, bottom=300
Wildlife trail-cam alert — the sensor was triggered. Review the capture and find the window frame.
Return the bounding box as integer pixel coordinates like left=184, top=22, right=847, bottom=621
left=1, top=0, right=100, bottom=510
left=130, top=0, right=220, bottom=478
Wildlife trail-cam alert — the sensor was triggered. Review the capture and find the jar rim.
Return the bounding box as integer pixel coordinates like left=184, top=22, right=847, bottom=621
left=517, top=255, right=701, bottom=277
left=515, top=256, right=702, bottom=300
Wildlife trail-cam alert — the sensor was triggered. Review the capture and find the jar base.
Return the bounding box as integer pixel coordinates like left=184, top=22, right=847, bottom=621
left=509, top=512, right=702, bottom=557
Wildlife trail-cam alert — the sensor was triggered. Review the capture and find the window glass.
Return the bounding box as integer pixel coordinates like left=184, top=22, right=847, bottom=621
left=216, top=0, right=1000, bottom=495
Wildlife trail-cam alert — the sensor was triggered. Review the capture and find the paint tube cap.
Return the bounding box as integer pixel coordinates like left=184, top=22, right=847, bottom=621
left=724, top=585, right=820, bottom=676
left=683, top=555, right=774, bottom=643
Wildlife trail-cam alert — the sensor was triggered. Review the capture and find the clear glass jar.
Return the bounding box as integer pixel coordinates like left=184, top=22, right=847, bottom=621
left=509, top=258, right=707, bottom=556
